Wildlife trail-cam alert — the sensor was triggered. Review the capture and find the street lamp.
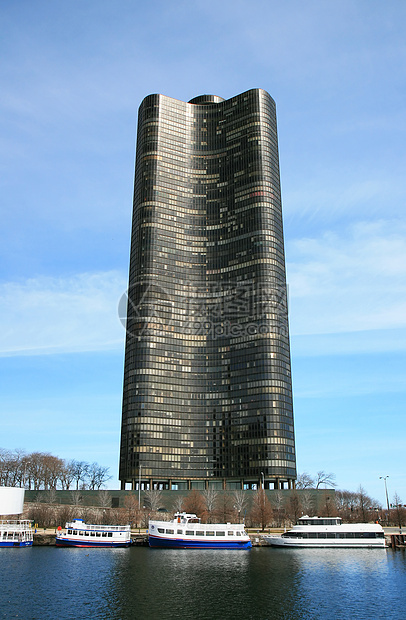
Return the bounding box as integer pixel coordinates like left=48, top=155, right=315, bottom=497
left=261, top=471, right=265, bottom=490
left=138, top=465, right=142, bottom=510
left=379, top=476, right=390, bottom=513
left=22, top=461, right=31, bottom=489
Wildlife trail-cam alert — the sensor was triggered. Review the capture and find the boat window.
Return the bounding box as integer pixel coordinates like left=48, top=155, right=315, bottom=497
left=186, top=530, right=194, bottom=535
left=96, top=533, right=101, bottom=537
left=216, top=532, right=225, bottom=536
left=228, top=531, right=234, bottom=536
left=177, top=529, right=183, bottom=534
left=308, top=533, right=317, bottom=538
left=196, top=531, right=204, bottom=536
left=158, top=528, right=165, bottom=533
left=236, top=531, right=242, bottom=536
left=206, top=531, right=215, bottom=536
left=362, top=532, right=376, bottom=538
left=108, top=533, right=112, bottom=537
left=68, top=530, right=72, bottom=534
left=327, top=533, right=336, bottom=538
left=377, top=532, right=384, bottom=538
left=318, top=533, right=327, bottom=538
left=73, top=531, right=77, bottom=535
left=165, top=529, right=174, bottom=534
left=102, top=532, right=107, bottom=537
left=84, top=532, right=89, bottom=536
left=91, top=532, right=95, bottom=536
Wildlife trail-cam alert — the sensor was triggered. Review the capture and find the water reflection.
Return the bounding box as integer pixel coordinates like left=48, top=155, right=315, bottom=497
left=1, top=547, right=405, bottom=620
left=107, top=548, right=306, bottom=620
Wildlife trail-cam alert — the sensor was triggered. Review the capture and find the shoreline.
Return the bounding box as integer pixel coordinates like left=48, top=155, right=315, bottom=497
left=31, top=528, right=403, bottom=547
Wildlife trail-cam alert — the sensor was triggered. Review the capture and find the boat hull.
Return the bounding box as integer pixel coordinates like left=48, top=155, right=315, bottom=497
left=0, top=541, right=33, bottom=548
left=55, top=537, right=131, bottom=548
left=264, top=536, right=386, bottom=549
left=149, top=535, right=251, bottom=549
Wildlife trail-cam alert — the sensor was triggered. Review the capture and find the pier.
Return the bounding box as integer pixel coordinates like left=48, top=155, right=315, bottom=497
left=389, top=533, right=405, bottom=548
left=32, top=530, right=269, bottom=546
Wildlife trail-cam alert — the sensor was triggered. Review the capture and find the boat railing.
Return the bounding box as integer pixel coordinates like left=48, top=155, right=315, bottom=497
left=67, top=522, right=131, bottom=532
left=0, top=520, right=32, bottom=530
left=152, top=519, right=246, bottom=532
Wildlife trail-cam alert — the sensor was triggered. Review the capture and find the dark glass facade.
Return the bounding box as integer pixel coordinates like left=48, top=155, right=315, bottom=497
left=120, top=89, right=296, bottom=491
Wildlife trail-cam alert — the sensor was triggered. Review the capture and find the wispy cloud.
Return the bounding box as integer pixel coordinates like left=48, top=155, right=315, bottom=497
left=287, top=220, right=406, bottom=338
left=282, top=168, right=406, bottom=225
left=0, top=271, right=127, bottom=356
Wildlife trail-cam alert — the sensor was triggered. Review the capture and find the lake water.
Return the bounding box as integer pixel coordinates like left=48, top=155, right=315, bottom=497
left=1, top=546, right=405, bottom=619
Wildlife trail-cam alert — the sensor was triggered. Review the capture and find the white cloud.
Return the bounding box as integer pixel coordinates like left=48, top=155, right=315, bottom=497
left=287, top=220, right=406, bottom=337
left=0, top=271, right=127, bottom=356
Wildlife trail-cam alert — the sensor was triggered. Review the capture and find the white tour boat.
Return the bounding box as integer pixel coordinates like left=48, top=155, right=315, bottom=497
left=0, top=487, right=33, bottom=548
left=263, top=515, right=386, bottom=548
left=148, top=512, right=252, bottom=549
left=55, top=518, right=132, bottom=548
left=0, top=520, right=33, bottom=548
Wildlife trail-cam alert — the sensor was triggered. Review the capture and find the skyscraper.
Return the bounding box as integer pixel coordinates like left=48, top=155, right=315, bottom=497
left=119, top=89, right=296, bottom=491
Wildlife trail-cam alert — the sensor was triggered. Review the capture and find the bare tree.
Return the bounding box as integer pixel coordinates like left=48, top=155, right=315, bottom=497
left=335, top=489, right=357, bottom=519
left=172, top=495, right=185, bottom=513
left=124, top=494, right=141, bottom=527
left=300, top=491, right=315, bottom=515
left=286, top=490, right=302, bottom=524
left=271, top=490, right=285, bottom=527
left=143, top=489, right=163, bottom=512
left=202, top=489, right=218, bottom=523
left=87, top=463, right=111, bottom=490
left=98, top=490, right=112, bottom=508
left=315, top=471, right=336, bottom=489
left=0, top=449, right=17, bottom=486
left=29, top=452, right=47, bottom=490
left=296, top=472, right=315, bottom=489
left=392, top=492, right=405, bottom=530
left=42, top=455, right=65, bottom=489
left=249, top=489, right=273, bottom=530
left=183, top=490, right=205, bottom=517
left=44, top=488, right=58, bottom=504
left=59, top=460, right=76, bottom=490
left=233, top=490, right=249, bottom=522
left=70, top=490, right=83, bottom=506
left=357, top=485, right=373, bottom=522
left=1, top=448, right=113, bottom=493
left=216, top=493, right=234, bottom=523
left=71, top=460, right=90, bottom=490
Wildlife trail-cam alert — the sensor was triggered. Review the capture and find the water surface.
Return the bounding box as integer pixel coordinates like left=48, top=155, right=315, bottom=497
left=1, top=546, right=404, bottom=619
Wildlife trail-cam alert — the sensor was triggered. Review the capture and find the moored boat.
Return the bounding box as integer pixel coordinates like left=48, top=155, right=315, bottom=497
left=263, top=515, right=386, bottom=548
left=0, top=487, right=33, bottom=547
left=0, top=520, right=33, bottom=547
left=148, top=512, right=252, bottom=549
left=55, top=518, right=131, bottom=547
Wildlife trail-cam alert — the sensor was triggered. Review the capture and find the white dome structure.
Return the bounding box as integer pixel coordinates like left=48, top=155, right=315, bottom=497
left=0, top=487, right=25, bottom=515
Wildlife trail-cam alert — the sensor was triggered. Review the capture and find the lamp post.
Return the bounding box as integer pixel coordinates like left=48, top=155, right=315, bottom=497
left=379, top=475, right=390, bottom=515
left=138, top=465, right=142, bottom=510
left=22, top=461, right=31, bottom=489
left=261, top=471, right=265, bottom=490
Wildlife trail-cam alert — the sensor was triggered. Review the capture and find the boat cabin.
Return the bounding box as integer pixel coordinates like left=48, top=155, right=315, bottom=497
left=173, top=512, right=200, bottom=524
left=297, top=516, right=342, bottom=526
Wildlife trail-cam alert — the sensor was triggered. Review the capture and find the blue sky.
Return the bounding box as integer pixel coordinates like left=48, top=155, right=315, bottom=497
left=1, top=0, right=405, bottom=505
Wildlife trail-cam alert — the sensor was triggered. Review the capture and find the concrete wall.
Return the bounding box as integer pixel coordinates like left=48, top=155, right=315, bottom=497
left=24, top=488, right=335, bottom=512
